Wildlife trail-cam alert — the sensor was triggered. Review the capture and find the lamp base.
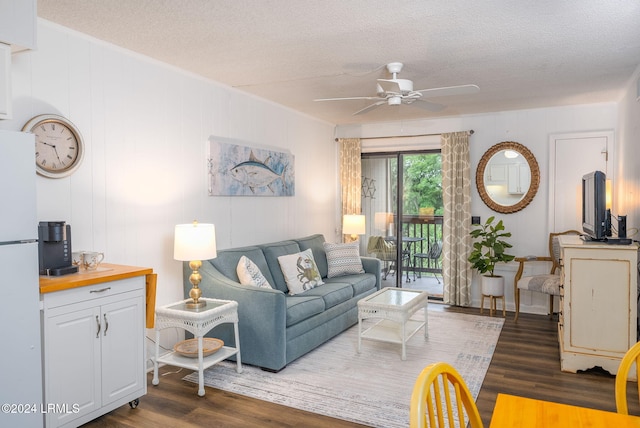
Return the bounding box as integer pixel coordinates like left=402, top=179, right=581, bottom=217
left=185, top=300, right=207, bottom=309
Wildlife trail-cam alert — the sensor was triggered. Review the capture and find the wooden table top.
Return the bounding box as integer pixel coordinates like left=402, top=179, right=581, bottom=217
left=490, top=393, right=640, bottom=427
left=39, top=263, right=153, bottom=293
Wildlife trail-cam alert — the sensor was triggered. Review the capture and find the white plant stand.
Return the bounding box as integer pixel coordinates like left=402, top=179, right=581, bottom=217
left=480, top=275, right=505, bottom=317
left=152, top=298, right=242, bottom=396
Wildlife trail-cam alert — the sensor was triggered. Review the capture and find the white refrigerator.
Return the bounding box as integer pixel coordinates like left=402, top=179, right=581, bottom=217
left=0, top=129, right=43, bottom=428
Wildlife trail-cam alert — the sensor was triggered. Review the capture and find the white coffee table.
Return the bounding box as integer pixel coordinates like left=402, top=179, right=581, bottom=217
left=152, top=298, right=242, bottom=396
left=357, top=287, right=429, bottom=360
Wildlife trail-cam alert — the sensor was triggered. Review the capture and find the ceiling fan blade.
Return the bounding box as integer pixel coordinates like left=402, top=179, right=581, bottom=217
left=415, top=84, right=480, bottom=98
left=353, top=100, right=386, bottom=115
left=314, top=96, right=383, bottom=102
left=410, top=99, right=446, bottom=112
left=376, top=79, right=402, bottom=94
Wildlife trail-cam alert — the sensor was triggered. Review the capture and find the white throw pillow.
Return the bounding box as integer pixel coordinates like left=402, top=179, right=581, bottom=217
left=277, top=248, right=324, bottom=295
left=237, top=255, right=272, bottom=289
left=323, top=241, right=365, bottom=278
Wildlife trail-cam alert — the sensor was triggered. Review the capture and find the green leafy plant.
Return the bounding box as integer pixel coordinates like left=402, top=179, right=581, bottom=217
left=468, top=216, right=515, bottom=277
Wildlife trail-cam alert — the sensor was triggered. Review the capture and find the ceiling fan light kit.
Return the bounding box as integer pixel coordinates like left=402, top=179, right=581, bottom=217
left=314, top=61, right=480, bottom=115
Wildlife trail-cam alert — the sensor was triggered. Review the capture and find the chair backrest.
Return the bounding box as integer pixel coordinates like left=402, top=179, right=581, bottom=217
left=366, top=236, right=396, bottom=261
left=428, top=241, right=443, bottom=260
left=548, top=230, right=581, bottom=274
left=410, top=362, right=483, bottom=428
left=615, top=341, right=640, bottom=414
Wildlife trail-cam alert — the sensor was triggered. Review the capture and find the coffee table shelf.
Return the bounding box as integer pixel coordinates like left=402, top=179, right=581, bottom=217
left=357, top=287, right=429, bottom=360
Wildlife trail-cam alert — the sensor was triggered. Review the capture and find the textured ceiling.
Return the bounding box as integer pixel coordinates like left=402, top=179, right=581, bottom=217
left=37, top=0, right=640, bottom=125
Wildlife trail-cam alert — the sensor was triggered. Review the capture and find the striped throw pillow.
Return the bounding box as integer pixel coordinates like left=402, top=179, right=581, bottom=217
left=323, top=241, right=365, bottom=278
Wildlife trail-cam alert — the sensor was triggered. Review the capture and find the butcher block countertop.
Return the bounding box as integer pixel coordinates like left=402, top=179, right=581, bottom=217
left=40, top=263, right=154, bottom=294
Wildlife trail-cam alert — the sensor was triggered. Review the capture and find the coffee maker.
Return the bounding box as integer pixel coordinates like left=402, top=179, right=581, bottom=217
left=38, top=221, right=78, bottom=276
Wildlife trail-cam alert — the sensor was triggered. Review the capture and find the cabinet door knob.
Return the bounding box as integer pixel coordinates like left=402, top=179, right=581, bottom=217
left=103, top=314, right=109, bottom=336
left=96, top=315, right=101, bottom=338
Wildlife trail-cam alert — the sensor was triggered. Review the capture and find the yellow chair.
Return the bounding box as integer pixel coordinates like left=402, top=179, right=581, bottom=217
left=410, top=362, right=483, bottom=428
left=615, top=341, right=640, bottom=415
left=514, top=230, right=580, bottom=322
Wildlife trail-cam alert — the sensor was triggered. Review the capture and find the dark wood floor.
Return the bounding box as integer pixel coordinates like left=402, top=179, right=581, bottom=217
left=83, top=305, right=639, bottom=427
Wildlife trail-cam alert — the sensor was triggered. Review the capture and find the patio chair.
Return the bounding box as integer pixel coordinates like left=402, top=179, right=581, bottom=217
left=367, top=235, right=398, bottom=280
left=413, top=241, right=443, bottom=283
left=410, top=361, right=483, bottom=428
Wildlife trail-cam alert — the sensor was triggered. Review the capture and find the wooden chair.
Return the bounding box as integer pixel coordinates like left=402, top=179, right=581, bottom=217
left=514, top=230, right=580, bottom=322
left=410, top=362, right=483, bottom=428
left=615, top=341, right=640, bottom=415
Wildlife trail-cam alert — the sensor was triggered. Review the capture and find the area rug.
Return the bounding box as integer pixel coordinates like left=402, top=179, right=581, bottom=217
left=184, top=310, right=503, bottom=427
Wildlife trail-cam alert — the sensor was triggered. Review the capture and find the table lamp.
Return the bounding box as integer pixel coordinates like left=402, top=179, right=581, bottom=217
left=343, top=214, right=366, bottom=242
left=174, top=221, right=217, bottom=308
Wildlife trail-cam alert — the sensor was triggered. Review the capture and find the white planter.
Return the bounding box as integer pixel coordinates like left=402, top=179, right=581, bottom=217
left=481, top=275, right=504, bottom=296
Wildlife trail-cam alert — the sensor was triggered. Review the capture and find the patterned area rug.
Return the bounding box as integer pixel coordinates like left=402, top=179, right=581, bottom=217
left=184, top=309, right=503, bottom=427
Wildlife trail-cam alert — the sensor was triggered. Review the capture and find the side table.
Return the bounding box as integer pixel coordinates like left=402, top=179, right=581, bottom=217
left=152, top=298, right=242, bottom=396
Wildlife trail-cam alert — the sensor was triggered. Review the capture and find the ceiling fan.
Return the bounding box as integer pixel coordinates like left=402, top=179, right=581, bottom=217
left=314, top=62, right=480, bottom=115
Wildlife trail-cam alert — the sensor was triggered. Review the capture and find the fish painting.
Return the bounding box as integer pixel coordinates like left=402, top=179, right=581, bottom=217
left=229, top=151, right=288, bottom=194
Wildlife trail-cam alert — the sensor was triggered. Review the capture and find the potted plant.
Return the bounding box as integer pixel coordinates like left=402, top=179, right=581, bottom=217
left=468, top=216, right=515, bottom=296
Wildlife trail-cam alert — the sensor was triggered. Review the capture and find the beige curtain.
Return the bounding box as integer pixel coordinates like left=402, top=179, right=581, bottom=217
left=441, top=131, right=472, bottom=306
left=338, top=138, right=362, bottom=239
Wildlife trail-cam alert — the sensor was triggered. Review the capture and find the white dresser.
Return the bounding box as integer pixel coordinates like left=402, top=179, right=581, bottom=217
left=558, top=235, right=638, bottom=377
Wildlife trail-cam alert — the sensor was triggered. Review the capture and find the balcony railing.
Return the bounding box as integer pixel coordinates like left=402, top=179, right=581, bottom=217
left=400, top=214, right=443, bottom=279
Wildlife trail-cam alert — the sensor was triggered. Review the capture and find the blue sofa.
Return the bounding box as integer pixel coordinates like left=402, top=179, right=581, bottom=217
left=183, top=234, right=381, bottom=371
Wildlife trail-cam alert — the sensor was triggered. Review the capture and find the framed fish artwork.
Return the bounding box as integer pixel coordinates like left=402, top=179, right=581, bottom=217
left=208, top=138, right=295, bottom=196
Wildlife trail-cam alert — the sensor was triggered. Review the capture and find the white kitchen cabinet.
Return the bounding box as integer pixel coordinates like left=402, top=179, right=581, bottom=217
left=558, top=235, right=638, bottom=378
left=507, top=163, right=530, bottom=194
left=0, top=0, right=37, bottom=50
left=41, top=264, right=152, bottom=428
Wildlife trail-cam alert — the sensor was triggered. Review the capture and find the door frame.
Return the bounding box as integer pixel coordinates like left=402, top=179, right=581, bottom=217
left=548, top=130, right=614, bottom=233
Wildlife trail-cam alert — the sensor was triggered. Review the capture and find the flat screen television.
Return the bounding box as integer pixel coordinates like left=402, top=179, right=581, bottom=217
left=581, top=170, right=608, bottom=241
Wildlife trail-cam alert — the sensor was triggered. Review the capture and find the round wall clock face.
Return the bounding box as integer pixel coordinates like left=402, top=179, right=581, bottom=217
left=22, top=114, right=85, bottom=178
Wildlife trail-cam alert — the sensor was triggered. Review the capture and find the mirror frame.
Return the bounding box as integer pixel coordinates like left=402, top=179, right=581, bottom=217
left=475, top=141, right=540, bottom=214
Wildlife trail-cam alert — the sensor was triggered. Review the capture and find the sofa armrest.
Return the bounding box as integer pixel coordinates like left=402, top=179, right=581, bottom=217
left=360, top=256, right=382, bottom=290
left=184, top=261, right=289, bottom=370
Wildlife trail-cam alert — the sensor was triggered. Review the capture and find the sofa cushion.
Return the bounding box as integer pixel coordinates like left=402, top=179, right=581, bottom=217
left=301, top=282, right=354, bottom=309
left=296, top=234, right=328, bottom=278
left=210, top=246, right=276, bottom=287
left=278, top=248, right=324, bottom=295
left=260, top=240, right=301, bottom=292
left=323, top=273, right=377, bottom=296
left=323, top=241, right=365, bottom=277
left=286, top=295, right=325, bottom=326
left=237, top=255, right=272, bottom=289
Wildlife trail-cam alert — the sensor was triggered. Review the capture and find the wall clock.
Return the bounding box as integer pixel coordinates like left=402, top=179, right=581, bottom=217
left=22, top=114, right=85, bottom=178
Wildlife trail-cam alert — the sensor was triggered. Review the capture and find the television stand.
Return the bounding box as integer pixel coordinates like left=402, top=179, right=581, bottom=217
left=558, top=235, right=638, bottom=378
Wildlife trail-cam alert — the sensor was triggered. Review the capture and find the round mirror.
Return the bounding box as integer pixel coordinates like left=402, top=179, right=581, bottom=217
left=476, top=141, right=540, bottom=214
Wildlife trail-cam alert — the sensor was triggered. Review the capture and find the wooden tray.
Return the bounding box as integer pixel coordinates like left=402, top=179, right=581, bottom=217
left=173, top=338, right=223, bottom=358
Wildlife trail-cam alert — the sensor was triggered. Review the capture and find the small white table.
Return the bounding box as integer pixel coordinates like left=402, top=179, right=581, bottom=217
left=152, top=298, right=242, bottom=396
left=357, top=287, right=429, bottom=360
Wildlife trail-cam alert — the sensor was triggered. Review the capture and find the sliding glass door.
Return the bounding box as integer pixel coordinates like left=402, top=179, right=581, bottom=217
left=361, top=151, right=443, bottom=290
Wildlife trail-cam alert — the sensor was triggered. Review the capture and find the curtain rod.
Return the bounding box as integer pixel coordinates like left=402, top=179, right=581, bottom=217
left=334, top=130, right=474, bottom=142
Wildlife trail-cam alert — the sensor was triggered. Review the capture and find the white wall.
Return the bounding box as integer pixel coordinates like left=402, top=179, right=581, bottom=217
left=616, top=66, right=640, bottom=231
left=0, top=20, right=337, bottom=313
left=337, top=102, right=622, bottom=314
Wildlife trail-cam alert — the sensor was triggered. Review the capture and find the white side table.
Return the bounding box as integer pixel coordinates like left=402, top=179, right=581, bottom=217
left=152, top=298, right=242, bottom=396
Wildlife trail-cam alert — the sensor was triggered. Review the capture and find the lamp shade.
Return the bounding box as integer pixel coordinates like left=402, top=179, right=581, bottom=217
left=174, top=222, right=217, bottom=261
left=343, top=214, right=366, bottom=235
